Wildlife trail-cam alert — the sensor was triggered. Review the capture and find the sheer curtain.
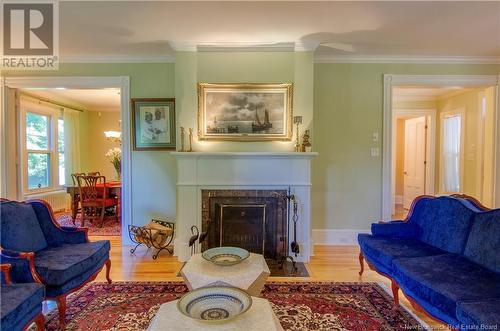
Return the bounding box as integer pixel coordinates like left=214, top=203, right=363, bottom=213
left=63, top=109, right=81, bottom=185
left=442, top=115, right=461, bottom=193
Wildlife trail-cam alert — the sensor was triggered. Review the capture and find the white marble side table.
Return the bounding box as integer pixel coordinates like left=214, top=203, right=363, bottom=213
left=180, top=253, right=270, bottom=296
left=147, top=297, right=283, bottom=331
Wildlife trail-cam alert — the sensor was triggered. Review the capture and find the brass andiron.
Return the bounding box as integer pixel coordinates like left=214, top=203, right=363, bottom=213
left=180, top=127, right=185, bottom=152
left=293, top=116, right=302, bottom=152
left=188, top=128, right=193, bottom=152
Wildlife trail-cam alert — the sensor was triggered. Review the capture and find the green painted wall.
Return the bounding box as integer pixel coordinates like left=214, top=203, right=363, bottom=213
left=2, top=61, right=498, bottom=232
left=312, top=63, right=499, bottom=231
left=175, top=51, right=313, bottom=153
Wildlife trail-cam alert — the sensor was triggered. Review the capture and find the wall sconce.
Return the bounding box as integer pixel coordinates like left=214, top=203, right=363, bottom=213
left=104, top=131, right=122, bottom=143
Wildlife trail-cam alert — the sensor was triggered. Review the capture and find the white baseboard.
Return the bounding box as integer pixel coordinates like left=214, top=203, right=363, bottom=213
left=312, top=229, right=370, bottom=246
left=394, top=195, right=403, bottom=204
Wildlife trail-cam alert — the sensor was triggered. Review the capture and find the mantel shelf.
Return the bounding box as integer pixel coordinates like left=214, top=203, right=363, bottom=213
left=170, top=151, right=318, bottom=158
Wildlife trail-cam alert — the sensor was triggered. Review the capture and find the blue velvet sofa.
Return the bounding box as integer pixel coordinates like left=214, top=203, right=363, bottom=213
left=1, top=263, right=45, bottom=331
left=358, top=195, right=499, bottom=330
left=0, top=199, right=112, bottom=329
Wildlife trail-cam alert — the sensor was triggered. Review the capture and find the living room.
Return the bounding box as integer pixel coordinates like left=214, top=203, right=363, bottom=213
left=0, top=1, right=499, bottom=331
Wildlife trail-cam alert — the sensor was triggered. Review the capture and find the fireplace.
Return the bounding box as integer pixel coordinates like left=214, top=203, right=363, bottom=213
left=171, top=151, right=317, bottom=262
left=201, top=190, right=287, bottom=260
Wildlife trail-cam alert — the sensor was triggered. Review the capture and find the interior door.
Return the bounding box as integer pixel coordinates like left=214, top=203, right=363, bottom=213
left=403, top=116, right=427, bottom=209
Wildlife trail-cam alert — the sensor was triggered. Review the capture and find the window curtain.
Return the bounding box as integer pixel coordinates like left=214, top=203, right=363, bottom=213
left=442, top=115, right=461, bottom=193
left=63, top=109, right=81, bottom=185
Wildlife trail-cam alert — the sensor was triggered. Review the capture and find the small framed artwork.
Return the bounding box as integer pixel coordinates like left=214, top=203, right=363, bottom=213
left=198, top=83, right=293, bottom=141
left=132, top=98, right=176, bottom=150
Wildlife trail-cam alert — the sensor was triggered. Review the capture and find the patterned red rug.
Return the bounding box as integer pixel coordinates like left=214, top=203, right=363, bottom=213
left=41, top=282, right=424, bottom=330
left=54, top=212, right=121, bottom=236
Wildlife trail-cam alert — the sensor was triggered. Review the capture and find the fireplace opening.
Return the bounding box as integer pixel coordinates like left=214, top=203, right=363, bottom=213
left=202, top=190, right=287, bottom=260
left=218, top=204, right=266, bottom=254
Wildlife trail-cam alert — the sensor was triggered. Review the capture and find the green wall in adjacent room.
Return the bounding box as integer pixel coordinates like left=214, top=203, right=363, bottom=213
left=312, top=63, right=499, bottom=231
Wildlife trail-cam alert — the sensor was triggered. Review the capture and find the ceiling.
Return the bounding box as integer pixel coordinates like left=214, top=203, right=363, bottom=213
left=58, top=1, right=500, bottom=61
left=393, top=86, right=475, bottom=102
left=20, top=88, right=121, bottom=112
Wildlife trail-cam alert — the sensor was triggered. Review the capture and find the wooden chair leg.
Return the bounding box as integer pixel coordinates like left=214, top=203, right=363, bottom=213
left=100, top=207, right=105, bottom=228
left=358, top=252, right=365, bottom=276
left=391, top=279, right=400, bottom=307
left=105, top=259, right=112, bottom=284
left=34, top=313, right=45, bottom=331
left=56, top=296, right=67, bottom=330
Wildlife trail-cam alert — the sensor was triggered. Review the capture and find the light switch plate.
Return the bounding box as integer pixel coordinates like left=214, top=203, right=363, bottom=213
left=371, top=147, right=380, bottom=157
left=372, top=132, right=379, bottom=142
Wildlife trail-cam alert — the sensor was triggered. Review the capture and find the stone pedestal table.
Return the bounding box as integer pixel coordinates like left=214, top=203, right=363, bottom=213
left=147, top=297, right=283, bottom=331
left=180, top=253, right=270, bottom=296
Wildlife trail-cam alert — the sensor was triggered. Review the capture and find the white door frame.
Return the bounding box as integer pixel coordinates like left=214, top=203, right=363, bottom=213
left=382, top=74, right=500, bottom=220
left=392, top=108, right=436, bottom=213
left=0, top=76, right=132, bottom=243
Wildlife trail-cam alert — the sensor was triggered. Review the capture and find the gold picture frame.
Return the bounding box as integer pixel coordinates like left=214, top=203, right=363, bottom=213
left=198, top=83, right=293, bottom=141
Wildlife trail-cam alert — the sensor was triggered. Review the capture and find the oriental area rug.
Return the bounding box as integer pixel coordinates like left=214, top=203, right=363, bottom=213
left=55, top=212, right=121, bottom=236
left=40, top=282, right=424, bottom=331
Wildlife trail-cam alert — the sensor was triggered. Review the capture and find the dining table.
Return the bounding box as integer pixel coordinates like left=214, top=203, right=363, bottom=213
left=66, top=181, right=122, bottom=221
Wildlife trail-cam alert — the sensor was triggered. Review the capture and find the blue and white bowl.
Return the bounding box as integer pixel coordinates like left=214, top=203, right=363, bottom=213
left=202, top=247, right=250, bottom=266
left=177, top=286, right=252, bottom=322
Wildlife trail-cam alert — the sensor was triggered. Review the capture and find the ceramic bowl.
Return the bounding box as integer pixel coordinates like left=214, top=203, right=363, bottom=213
left=177, top=286, right=252, bottom=322
left=202, top=247, right=250, bottom=266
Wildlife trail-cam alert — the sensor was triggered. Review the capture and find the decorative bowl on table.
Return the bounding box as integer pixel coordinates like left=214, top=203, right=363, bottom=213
left=177, top=286, right=252, bottom=322
left=202, top=247, right=250, bottom=266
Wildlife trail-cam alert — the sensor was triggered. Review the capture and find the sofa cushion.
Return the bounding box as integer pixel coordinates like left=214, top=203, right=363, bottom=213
left=463, top=209, right=500, bottom=273
left=35, top=240, right=110, bottom=286
left=370, top=221, right=419, bottom=238
left=358, top=234, right=445, bottom=272
left=393, top=254, right=500, bottom=318
left=1, top=283, right=44, bottom=331
left=410, top=197, right=479, bottom=254
left=0, top=201, right=48, bottom=252
left=456, top=299, right=500, bottom=330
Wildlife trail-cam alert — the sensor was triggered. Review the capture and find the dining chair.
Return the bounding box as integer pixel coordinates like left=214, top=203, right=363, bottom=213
left=76, top=174, right=118, bottom=227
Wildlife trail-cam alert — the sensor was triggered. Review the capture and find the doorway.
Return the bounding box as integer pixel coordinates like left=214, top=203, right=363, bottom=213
left=392, top=106, right=436, bottom=218
left=383, top=75, right=500, bottom=220
left=1, top=76, right=132, bottom=244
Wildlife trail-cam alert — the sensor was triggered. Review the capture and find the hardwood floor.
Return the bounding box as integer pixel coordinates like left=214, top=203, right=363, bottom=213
left=83, top=236, right=449, bottom=330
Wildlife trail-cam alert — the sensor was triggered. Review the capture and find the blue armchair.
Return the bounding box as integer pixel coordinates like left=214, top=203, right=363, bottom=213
left=1, top=263, right=45, bottom=331
left=0, top=199, right=112, bottom=329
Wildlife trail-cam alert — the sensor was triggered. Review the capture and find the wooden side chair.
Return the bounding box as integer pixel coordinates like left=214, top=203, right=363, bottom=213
left=70, top=173, right=86, bottom=224
left=76, top=174, right=118, bottom=227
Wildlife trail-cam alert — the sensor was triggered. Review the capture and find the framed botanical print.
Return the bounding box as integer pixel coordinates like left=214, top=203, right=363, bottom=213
left=198, top=83, right=293, bottom=141
left=132, top=98, right=176, bottom=150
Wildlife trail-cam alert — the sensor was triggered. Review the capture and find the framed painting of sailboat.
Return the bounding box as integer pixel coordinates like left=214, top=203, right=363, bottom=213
left=198, top=83, right=293, bottom=141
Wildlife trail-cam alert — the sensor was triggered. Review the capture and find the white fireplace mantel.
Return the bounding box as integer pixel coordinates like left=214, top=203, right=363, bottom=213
left=171, top=151, right=318, bottom=262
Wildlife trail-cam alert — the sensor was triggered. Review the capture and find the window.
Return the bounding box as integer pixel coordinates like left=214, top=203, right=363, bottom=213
left=58, top=118, right=65, bottom=186
left=21, top=102, right=64, bottom=194
left=441, top=111, right=464, bottom=193
left=26, top=112, right=51, bottom=190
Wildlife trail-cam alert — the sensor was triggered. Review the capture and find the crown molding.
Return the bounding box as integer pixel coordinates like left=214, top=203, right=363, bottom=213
left=60, top=55, right=175, bottom=63
left=169, top=41, right=318, bottom=52
left=314, top=55, right=500, bottom=64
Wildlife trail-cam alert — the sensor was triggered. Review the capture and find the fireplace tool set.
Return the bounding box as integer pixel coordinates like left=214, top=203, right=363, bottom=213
left=273, top=187, right=300, bottom=275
